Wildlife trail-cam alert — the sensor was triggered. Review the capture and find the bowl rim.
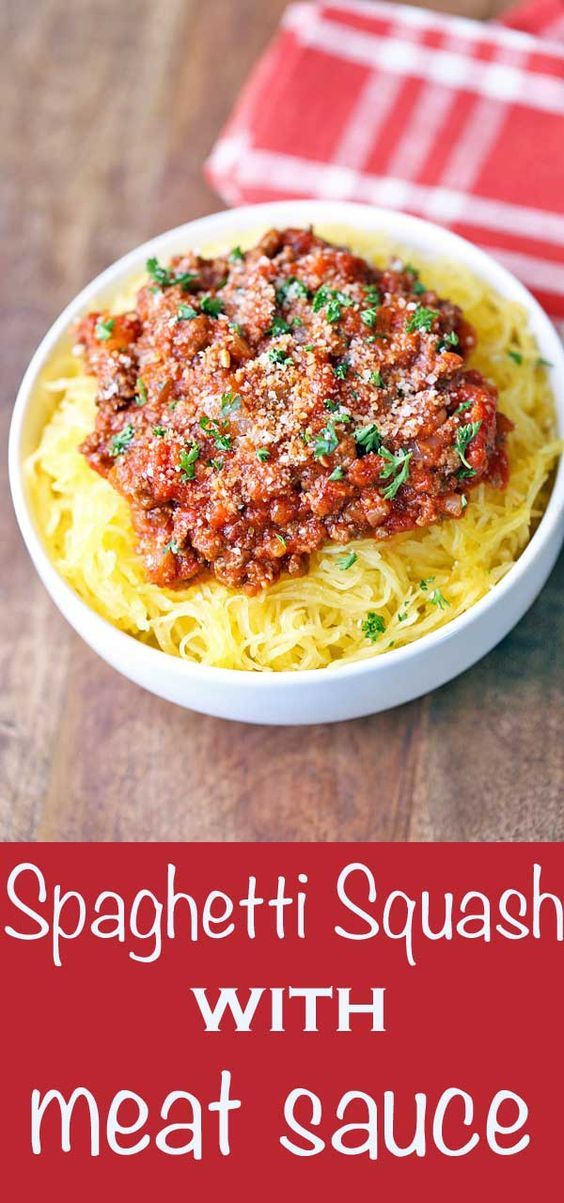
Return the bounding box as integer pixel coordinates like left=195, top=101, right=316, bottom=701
left=9, top=199, right=564, bottom=689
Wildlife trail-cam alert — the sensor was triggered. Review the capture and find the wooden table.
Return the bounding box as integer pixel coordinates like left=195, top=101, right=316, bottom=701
left=2, top=0, right=562, bottom=842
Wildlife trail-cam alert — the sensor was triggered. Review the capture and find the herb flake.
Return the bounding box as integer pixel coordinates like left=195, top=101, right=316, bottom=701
left=200, top=295, right=224, bottom=318
left=135, top=379, right=147, bottom=407
left=312, top=285, right=353, bottom=324
left=269, top=347, right=290, bottom=365
left=146, top=257, right=198, bottom=291
left=429, top=589, right=450, bottom=610
left=109, top=423, right=134, bottom=457
left=268, top=315, right=292, bottom=337
left=313, top=422, right=339, bottom=458
left=406, top=306, right=438, bottom=334
left=277, top=277, right=309, bottom=304
left=220, top=390, right=242, bottom=417
left=337, top=551, right=357, bottom=570
left=179, top=443, right=200, bottom=481
left=379, top=446, right=412, bottom=499
left=177, top=304, right=198, bottom=322
left=454, top=420, right=482, bottom=472
left=95, top=317, right=115, bottom=342
left=354, top=424, right=382, bottom=455
left=200, top=416, right=232, bottom=451
left=362, top=612, right=386, bottom=642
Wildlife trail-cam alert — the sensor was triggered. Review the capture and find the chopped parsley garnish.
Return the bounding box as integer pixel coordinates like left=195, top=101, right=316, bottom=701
left=146, top=257, right=174, bottom=287
left=363, top=283, right=380, bottom=305
left=406, top=305, right=438, bottom=334
left=404, top=265, right=427, bottom=294
left=420, top=577, right=449, bottom=606
left=362, top=612, right=386, bottom=642
left=438, top=330, right=459, bottom=353
left=229, top=322, right=245, bottom=337
left=162, top=538, right=179, bottom=556
left=368, top=370, right=383, bottom=387
left=277, top=277, right=309, bottom=304
left=536, top=356, right=553, bottom=369
left=256, top=447, right=270, bottom=463
left=429, top=589, right=450, bottom=610
left=268, top=315, right=292, bottom=336
left=109, top=423, right=134, bottom=457
left=354, top=424, right=382, bottom=454
left=210, top=457, right=224, bottom=471
left=146, top=257, right=198, bottom=291
left=275, top=533, right=287, bottom=549
left=337, top=551, right=357, bottom=570
left=507, top=349, right=523, bottom=364
left=220, top=390, right=241, bottom=417
left=312, top=285, right=353, bottom=324
left=153, top=425, right=167, bottom=437
left=200, top=295, right=224, bottom=318
left=304, top=343, right=315, bottom=351
left=328, top=465, right=346, bottom=481
left=379, top=446, right=412, bottom=499
left=179, top=443, right=200, bottom=480
left=333, top=361, right=349, bottom=380
left=177, top=304, right=198, bottom=321
left=230, top=245, right=244, bottom=261
left=269, top=347, right=290, bottom=365
left=135, top=379, right=147, bottom=406
left=398, top=610, right=408, bottom=622
left=214, top=433, right=232, bottom=452
left=95, top=317, right=115, bottom=342
left=200, top=416, right=232, bottom=451
left=360, top=307, right=378, bottom=328
left=325, top=294, right=351, bottom=323
left=454, top=420, right=482, bottom=472
left=313, top=422, right=339, bottom=458
left=324, top=400, right=351, bottom=423
left=174, top=271, right=199, bottom=291
left=455, top=399, right=473, bottom=415
left=461, top=494, right=468, bottom=509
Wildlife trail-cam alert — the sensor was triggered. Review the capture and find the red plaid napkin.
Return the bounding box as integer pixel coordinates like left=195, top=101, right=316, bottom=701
left=206, top=1, right=564, bottom=332
left=500, top=0, right=564, bottom=40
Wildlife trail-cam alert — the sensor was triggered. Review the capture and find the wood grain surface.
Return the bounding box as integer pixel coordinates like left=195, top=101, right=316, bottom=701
left=1, top=0, right=562, bottom=842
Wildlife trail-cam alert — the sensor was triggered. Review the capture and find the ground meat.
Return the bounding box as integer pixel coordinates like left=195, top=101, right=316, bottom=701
left=78, top=228, right=510, bottom=594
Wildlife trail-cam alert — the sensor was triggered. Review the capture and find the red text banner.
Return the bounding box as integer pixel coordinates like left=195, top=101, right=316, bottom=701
left=0, top=843, right=562, bottom=1200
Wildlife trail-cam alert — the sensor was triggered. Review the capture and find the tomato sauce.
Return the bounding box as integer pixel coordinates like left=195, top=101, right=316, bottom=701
left=78, top=229, right=510, bottom=593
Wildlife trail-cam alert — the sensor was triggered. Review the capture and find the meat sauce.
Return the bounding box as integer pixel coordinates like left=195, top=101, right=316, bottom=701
left=78, top=228, right=511, bottom=593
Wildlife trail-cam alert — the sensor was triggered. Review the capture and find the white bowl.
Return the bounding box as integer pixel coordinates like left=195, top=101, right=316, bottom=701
left=9, top=201, right=564, bottom=724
